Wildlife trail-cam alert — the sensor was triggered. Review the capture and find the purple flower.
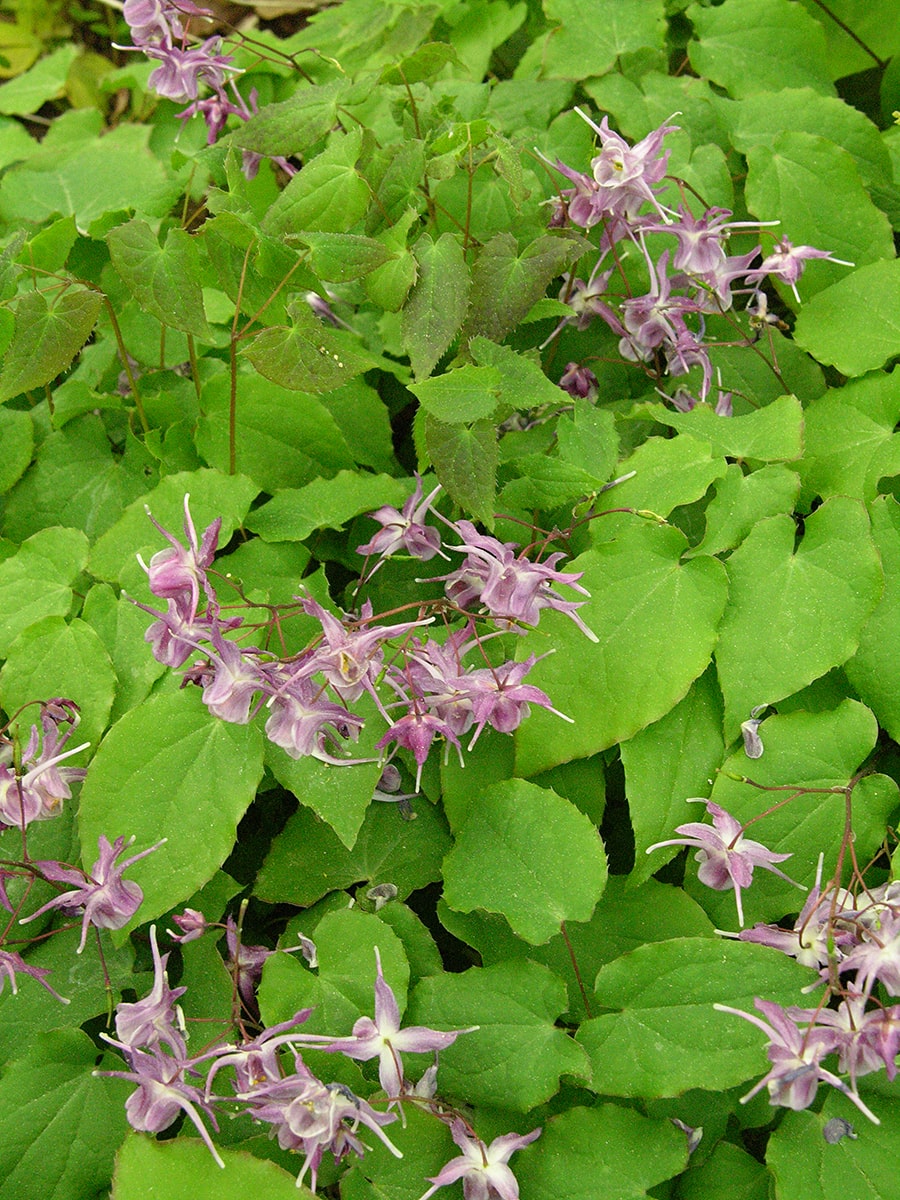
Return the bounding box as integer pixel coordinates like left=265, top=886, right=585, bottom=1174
left=139, top=493, right=221, bottom=618
left=0, top=949, right=69, bottom=1004
left=646, top=800, right=800, bottom=926
left=376, top=709, right=462, bottom=793
left=713, top=998, right=880, bottom=1123
left=168, top=907, right=208, bottom=944
left=438, top=521, right=597, bottom=641
left=0, top=703, right=88, bottom=827
left=579, top=108, right=678, bottom=222
left=22, top=835, right=164, bottom=953
left=97, top=1040, right=224, bottom=1168
left=322, top=948, right=475, bottom=1098
left=559, top=362, right=598, bottom=399
left=264, top=675, right=367, bottom=764
left=236, top=1057, right=401, bottom=1191
left=357, top=475, right=445, bottom=574
left=115, top=926, right=187, bottom=1057
left=418, top=1120, right=541, bottom=1200
left=145, top=37, right=240, bottom=103
left=744, top=238, right=853, bottom=302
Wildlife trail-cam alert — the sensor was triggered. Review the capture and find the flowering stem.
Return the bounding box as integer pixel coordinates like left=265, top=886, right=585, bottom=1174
left=559, top=921, right=593, bottom=1019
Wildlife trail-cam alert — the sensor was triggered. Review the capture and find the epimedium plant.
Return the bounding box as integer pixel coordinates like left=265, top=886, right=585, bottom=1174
left=3, top=0, right=900, bottom=1197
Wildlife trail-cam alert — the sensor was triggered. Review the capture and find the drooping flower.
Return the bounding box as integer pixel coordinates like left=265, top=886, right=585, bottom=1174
left=646, top=799, right=801, bottom=926
left=0, top=949, right=69, bottom=1004
left=357, top=475, right=446, bottom=574
left=322, top=948, right=475, bottom=1099
left=418, top=1119, right=541, bottom=1200
left=139, top=493, right=221, bottom=618
left=713, top=998, right=880, bottom=1123
left=22, top=835, right=165, bottom=953
left=115, top=926, right=187, bottom=1057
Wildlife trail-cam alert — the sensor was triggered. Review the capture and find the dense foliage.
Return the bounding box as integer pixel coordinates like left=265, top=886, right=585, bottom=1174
left=3, top=0, right=900, bottom=1197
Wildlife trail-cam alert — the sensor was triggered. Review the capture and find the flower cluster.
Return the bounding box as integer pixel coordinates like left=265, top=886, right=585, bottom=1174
left=0, top=698, right=158, bottom=995
left=544, top=109, right=851, bottom=411
left=98, top=925, right=534, bottom=1195
left=136, top=488, right=593, bottom=792
left=649, top=800, right=900, bottom=1123
left=117, top=0, right=293, bottom=178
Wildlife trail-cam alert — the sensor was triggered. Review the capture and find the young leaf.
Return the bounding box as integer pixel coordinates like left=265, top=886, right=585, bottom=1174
left=0, top=286, right=101, bottom=403
left=262, top=129, right=370, bottom=237
left=107, top=219, right=211, bottom=339
left=401, top=233, right=470, bottom=380
left=410, top=364, right=501, bottom=424
left=424, top=415, right=498, bottom=525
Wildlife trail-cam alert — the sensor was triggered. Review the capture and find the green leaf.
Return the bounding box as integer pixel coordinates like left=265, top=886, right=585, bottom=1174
left=196, top=373, right=355, bottom=491
left=243, top=299, right=378, bottom=394
left=410, top=365, right=500, bottom=423
left=0, top=616, right=115, bottom=750
left=259, top=906, right=408, bottom=1035
left=78, top=689, right=264, bottom=928
left=622, top=667, right=725, bottom=887
left=408, top=960, right=589, bottom=1112
left=0, top=915, right=136, bottom=1060
left=514, top=523, right=728, bottom=776
left=0, top=119, right=183, bottom=233
left=793, top=260, right=900, bottom=376
left=461, top=231, right=585, bottom=345
left=442, top=779, right=608, bottom=944
left=745, top=134, right=893, bottom=301
left=596, top=434, right=726, bottom=525
left=687, top=0, right=833, bottom=99
left=0, top=44, right=79, bottom=115
left=766, top=1092, right=900, bottom=1200
left=556, top=399, right=619, bottom=480
left=726, top=87, right=892, bottom=186
left=264, top=713, right=384, bottom=851
left=247, top=472, right=412, bottom=543
left=698, top=701, right=895, bottom=928
left=0, top=286, right=101, bottom=403
left=0, top=526, right=88, bottom=656
left=292, top=231, right=396, bottom=283
left=0, top=407, right=32, bottom=493
left=2, top=415, right=157, bottom=543
left=533, top=0, right=665, bottom=79
left=691, top=464, right=801, bottom=559
left=255, top=792, right=452, bottom=906
left=88, top=469, right=258, bottom=584
left=231, top=79, right=350, bottom=157
left=678, top=1140, right=771, bottom=1200
left=797, top=372, right=900, bottom=505
left=577, top=939, right=813, bottom=1097
left=797, top=0, right=900, bottom=80
left=262, top=130, right=370, bottom=237
left=112, top=1134, right=311, bottom=1200
left=424, top=415, right=497, bottom=525
left=642, top=395, right=804, bottom=462
left=470, top=337, right=566, bottom=411
left=0, top=1030, right=129, bottom=1200
left=107, top=219, right=211, bottom=339
left=515, top=1105, right=687, bottom=1200
left=715, top=497, right=882, bottom=738
left=846, top=497, right=900, bottom=740
left=82, top=584, right=167, bottom=724
left=380, top=41, right=466, bottom=84
left=401, top=233, right=470, bottom=380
